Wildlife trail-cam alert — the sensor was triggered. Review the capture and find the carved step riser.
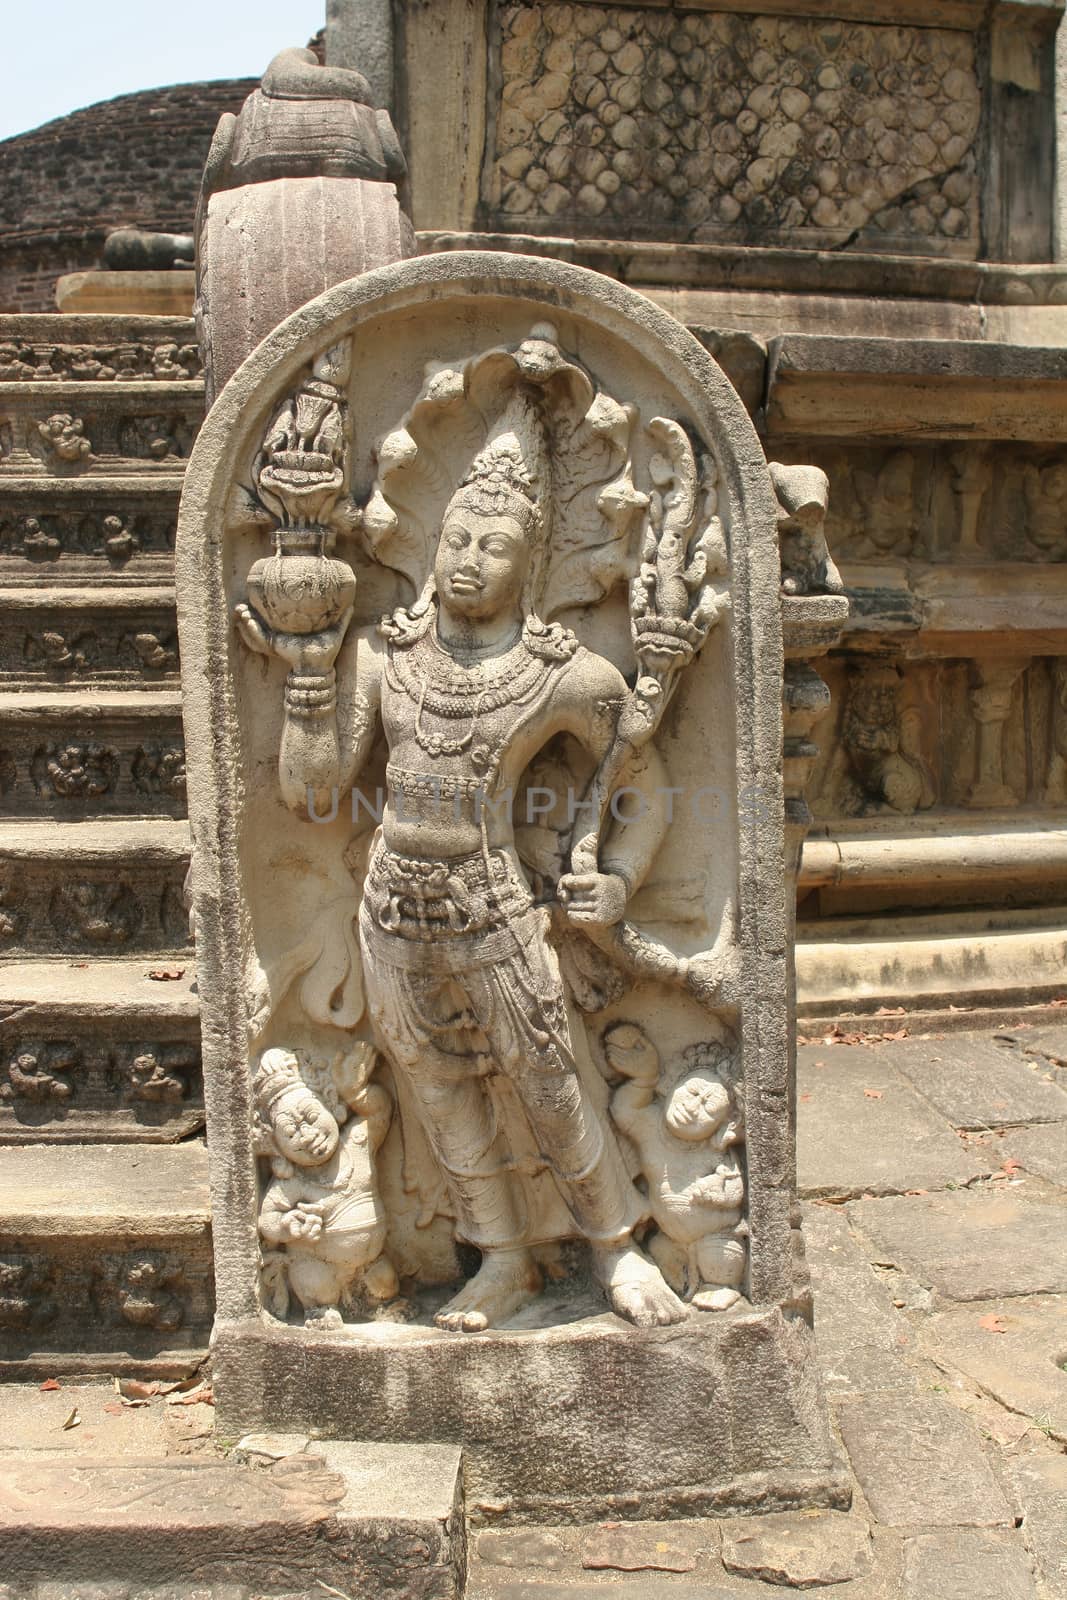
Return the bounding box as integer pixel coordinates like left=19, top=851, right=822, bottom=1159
left=0, top=1023, right=202, bottom=1144
left=0, top=485, right=180, bottom=588
left=0, top=604, right=179, bottom=687
left=0, top=387, right=202, bottom=479
left=0, top=717, right=186, bottom=818
left=0, top=1234, right=213, bottom=1364
left=0, top=858, right=191, bottom=957
left=0, top=316, right=203, bottom=386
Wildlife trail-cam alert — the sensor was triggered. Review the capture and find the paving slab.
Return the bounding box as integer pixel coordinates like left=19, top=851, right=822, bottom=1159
left=1010, top=1453, right=1067, bottom=1599
left=1009, top=1025, right=1067, bottom=1072
left=802, top=1204, right=917, bottom=1396
left=0, top=1382, right=173, bottom=1457
left=797, top=1048, right=994, bottom=1200
left=836, top=1394, right=1013, bottom=1528
left=579, top=1521, right=713, bottom=1573
left=998, top=1120, right=1067, bottom=1186
left=720, top=1509, right=872, bottom=1586
left=477, top=1528, right=572, bottom=1570
left=847, top=1190, right=1067, bottom=1301
left=888, top=1037, right=1067, bottom=1129
left=901, top=1529, right=1038, bottom=1600
left=921, top=1296, right=1067, bottom=1444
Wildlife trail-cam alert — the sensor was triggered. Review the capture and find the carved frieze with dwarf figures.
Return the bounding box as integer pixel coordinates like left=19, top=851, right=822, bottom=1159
left=177, top=253, right=843, bottom=1513
left=774, top=442, right=1067, bottom=567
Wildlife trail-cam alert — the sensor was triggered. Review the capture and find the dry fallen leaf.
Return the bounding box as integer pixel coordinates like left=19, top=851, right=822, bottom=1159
left=863, top=1088, right=884, bottom=1100
left=978, top=1314, right=1008, bottom=1334
left=39, top=1378, right=60, bottom=1392
left=875, top=1006, right=906, bottom=1017
left=61, top=1407, right=80, bottom=1430
left=148, top=967, right=185, bottom=982
left=118, top=1378, right=160, bottom=1401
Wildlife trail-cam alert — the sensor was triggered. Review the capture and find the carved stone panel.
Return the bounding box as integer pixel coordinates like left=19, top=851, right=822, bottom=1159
left=487, top=4, right=981, bottom=253
left=177, top=252, right=837, bottom=1514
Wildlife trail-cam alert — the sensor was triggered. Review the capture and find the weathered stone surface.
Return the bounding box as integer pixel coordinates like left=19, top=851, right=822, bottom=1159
left=801, top=1203, right=915, bottom=1395
left=998, top=1121, right=1067, bottom=1186
left=902, top=1529, right=1037, bottom=1600
left=797, top=1048, right=993, bottom=1199
left=890, top=1037, right=1067, bottom=1129
left=1010, top=1453, right=1067, bottom=1598
left=837, top=1394, right=1013, bottom=1528
left=720, top=1509, right=871, bottom=1587
left=848, top=1191, right=1067, bottom=1301
left=478, top=1528, right=571, bottom=1570
left=921, top=1296, right=1067, bottom=1444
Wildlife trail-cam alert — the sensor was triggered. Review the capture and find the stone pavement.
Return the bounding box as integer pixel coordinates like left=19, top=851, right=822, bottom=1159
left=0, top=1023, right=1064, bottom=1598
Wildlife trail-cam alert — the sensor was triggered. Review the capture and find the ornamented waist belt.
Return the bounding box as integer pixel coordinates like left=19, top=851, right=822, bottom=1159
left=363, top=842, right=533, bottom=941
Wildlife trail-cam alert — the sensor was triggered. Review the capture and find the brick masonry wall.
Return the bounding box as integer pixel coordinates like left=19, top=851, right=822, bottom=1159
left=0, top=80, right=255, bottom=312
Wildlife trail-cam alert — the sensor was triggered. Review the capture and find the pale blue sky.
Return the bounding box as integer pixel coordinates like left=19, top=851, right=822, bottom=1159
left=0, top=0, right=327, bottom=141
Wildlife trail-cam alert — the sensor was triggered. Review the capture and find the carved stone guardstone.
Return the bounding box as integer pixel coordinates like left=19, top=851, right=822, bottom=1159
left=177, top=251, right=844, bottom=1521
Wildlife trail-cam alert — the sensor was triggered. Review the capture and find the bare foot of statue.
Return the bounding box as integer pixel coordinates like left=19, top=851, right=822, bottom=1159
left=593, top=1241, right=689, bottom=1327
left=435, top=1247, right=543, bottom=1333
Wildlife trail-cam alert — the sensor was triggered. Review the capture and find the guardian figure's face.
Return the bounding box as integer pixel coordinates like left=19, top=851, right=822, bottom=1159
left=434, top=509, right=529, bottom=621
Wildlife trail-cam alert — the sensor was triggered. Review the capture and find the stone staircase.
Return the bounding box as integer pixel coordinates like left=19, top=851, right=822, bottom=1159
left=0, top=314, right=209, bottom=1379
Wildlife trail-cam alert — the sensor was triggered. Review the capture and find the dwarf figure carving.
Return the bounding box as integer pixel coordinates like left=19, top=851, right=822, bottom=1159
left=254, top=1045, right=398, bottom=1328
left=606, top=1022, right=746, bottom=1312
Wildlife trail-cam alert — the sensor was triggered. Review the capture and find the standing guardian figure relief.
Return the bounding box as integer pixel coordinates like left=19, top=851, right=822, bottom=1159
left=233, top=322, right=746, bottom=1334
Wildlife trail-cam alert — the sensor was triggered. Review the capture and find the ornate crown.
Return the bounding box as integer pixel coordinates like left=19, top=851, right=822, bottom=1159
left=252, top=1047, right=304, bottom=1114
left=445, top=395, right=546, bottom=540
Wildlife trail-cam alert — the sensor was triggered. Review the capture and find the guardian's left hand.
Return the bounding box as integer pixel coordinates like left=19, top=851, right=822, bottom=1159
left=557, top=871, right=628, bottom=928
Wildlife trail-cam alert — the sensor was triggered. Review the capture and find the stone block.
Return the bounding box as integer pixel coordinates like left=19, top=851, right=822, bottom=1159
left=0, top=1442, right=464, bottom=1597
left=55, top=274, right=196, bottom=317
left=213, top=1303, right=847, bottom=1523
left=847, top=1190, right=1067, bottom=1301
left=797, top=1048, right=993, bottom=1200
left=837, top=1394, right=1013, bottom=1528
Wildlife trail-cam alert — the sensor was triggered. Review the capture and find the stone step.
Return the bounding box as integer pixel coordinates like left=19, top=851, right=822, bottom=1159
left=0, top=474, right=183, bottom=589
left=797, top=907, right=1067, bottom=1017
left=0, top=819, right=191, bottom=957
left=0, top=586, right=178, bottom=688
left=0, top=380, right=203, bottom=482
left=0, top=1439, right=464, bottom=1598
left=0, top=958, right=201, bottom=1143
left=0, top=1140, right=212, bottom=1376
left=0, top=691, right=185, bottom=818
